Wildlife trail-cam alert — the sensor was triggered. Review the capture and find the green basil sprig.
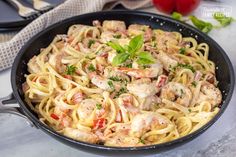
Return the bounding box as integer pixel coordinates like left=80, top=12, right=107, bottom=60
left=107, top=35, right=156, bottom=66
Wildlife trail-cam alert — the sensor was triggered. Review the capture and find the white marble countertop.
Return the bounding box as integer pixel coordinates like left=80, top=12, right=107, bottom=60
left=1, top=1, right=236, bottom=157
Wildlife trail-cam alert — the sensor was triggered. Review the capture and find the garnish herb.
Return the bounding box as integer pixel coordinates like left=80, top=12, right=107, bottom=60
left=106, top=41, right=126, bottom=54
left=137, top=51, right=156, bottom=65
left=107, top=35, right=156, bottom=66
left=96, top=104, right=102, bottom=110
left=109, top=76, right=122, bottom=82
left=88, top=64, right=96, bottom=72
left=113, top=34, right=121, bottom=39
left=128, top=34, right=144, bottom=58
left=88, top=39, right=95, bottom=48
left=171, top=12, right=234, bottom=34
left=179, top=48, right=186, bottom=55
left=172, top=12, right=183, bottom=21
left=115, top=87, right=128, bottom=98
left=66, top=65, right=76, bottom=75
left=180, top=89, right=184, bottom=98
left=191, top=81, right=197, bottom=87
left=151, top=41, right=157, bottom=47
left=112, top=53, right=130, bottom=66
left=107, top=81, right=114, bottom=90
left=172, top=63, right=195, bottom=73
left=189, top=16, right=213, bottom=33
left=188, top=109, right=192, bottom=112
left=140, top=139, right=145, bottom=144
left=213, top=12, right=234, bottom=27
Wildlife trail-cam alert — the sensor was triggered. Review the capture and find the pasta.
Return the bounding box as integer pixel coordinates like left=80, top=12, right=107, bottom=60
left=22, top=20, right=222, bottom=147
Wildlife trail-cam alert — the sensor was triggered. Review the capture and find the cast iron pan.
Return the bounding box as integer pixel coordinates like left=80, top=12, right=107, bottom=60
left=0, top=11, right=234, bottom=155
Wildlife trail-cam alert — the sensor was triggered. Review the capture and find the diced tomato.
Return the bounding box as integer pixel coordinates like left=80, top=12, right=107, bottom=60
left=96, top=64, right=104, bottom=73
left=61, top=115, right=72, bottom=127
left=51, top=113, right=59, bottom=120
left=115, top=110, right=122, bottom=122
left=93, top=118, right=106, bottom=130
left=156, top=75, right=168, bottom=88
left=64, top=75, right=72, bottom=80
left=88, top=72, right=97, bottom=79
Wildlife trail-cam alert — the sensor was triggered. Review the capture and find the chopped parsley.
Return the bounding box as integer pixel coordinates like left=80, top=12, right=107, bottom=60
left=180, top=89, right=184, bottom=98
left=140, top=139, right=145, bottom=144
left=107, top=80, right=114, bottom=90
left=88, top=39, right=95, bottom=48
left=152, top=36, right=156, bottom=41
left=152, top=42, right=157, bottom=47
left=115, top=87, right=128, bottom=98
left=96, top=104, right=102, bottom=110
left=65, top=65, right=76, bottom=75
left=179, top=48, right=186, bottom=55
left=191, top=81, right=197, bottom=87
left=109, top=76, right=122, bottom=82
left=88, top=64, right=96, bottom=72
left=188, top=109, right=192, bottom=112
left=113, top=34, right=121, bottom=39
left=172, top=63, right=195, bottom=73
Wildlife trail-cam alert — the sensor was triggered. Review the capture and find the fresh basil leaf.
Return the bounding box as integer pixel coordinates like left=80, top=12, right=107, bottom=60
left=213, top=12, right=234, bottom=27
left=112, top=53, right=130, bottom=66
left=172, top=12, right=182, bottom=21
left=107, top=41, right=126, bottom=53
left=189, top=16, right=213, bottom=33
left=137, top=51, right=155, bottom=65
left=128, top=35, right=143, bottom=57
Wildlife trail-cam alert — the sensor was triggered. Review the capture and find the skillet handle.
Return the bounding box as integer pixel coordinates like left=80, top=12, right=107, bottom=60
left=0, top=93, right=36, bottom=128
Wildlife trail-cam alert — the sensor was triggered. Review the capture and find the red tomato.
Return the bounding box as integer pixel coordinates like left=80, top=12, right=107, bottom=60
left=152, top=0, right=200, bottom=15
left=51, top=113, right=59, bottom=120
left=64, top=75, right=72, bottom=80
left=176, top=0, right=200, bottom=15
left=93, top=118, right=106, bottom=130
left=152, top=0, right=175, bottom=14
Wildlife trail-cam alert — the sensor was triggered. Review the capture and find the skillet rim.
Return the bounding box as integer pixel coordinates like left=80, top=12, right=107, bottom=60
left=11, top=10, right=235, bottom=151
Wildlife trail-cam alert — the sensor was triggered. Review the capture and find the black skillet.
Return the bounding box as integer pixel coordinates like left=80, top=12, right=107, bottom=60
left=0, top=11, right=234, bottom=155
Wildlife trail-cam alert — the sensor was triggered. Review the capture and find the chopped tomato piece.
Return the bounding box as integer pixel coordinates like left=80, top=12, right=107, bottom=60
left=93, top=118, right=106, bottom=130
left=115, top=110, right=122, bottom=122
left=64, top=75, right=72, bottom=80
left=156, top=75, right=168, bottom=88
left=51, top=113, right=59, bottom=120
